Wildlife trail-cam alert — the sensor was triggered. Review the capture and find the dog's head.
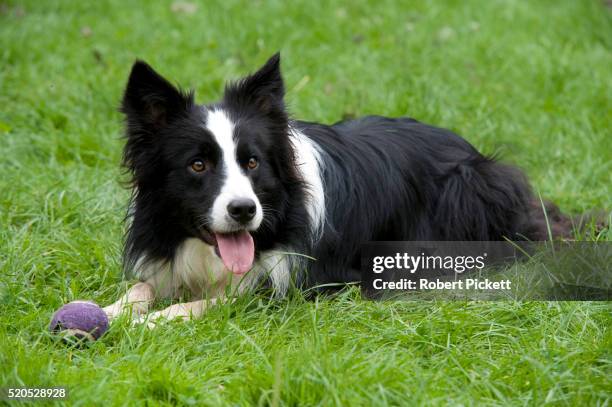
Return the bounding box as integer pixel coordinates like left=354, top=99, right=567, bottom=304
left=121, top=53, right=302, bottom=274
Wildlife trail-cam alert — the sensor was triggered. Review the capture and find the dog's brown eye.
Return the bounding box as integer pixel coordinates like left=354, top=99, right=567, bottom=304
left=247, top=157, right=258, bottom=170
left=190, top=159, right=206, bottom=173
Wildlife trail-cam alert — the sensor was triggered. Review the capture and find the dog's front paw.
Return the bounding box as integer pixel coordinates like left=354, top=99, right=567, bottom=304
left=103, top=304, right=129, bottom=321
left=132, top=310, right=189, bottom=329
left=104, top=300, right=151, bottom=322
left=132, top=314, right=161, bottom=330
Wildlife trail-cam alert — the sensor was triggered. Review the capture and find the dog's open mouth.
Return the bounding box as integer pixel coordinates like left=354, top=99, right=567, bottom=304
left=199, top=227, right=254, bottom=275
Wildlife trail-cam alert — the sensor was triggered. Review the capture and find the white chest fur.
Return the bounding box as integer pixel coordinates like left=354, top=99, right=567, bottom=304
left=136, top=238, right=295, bottom=299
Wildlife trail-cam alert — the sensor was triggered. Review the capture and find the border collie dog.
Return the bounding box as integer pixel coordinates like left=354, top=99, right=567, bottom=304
left=104, top=53, right=570, bottom=323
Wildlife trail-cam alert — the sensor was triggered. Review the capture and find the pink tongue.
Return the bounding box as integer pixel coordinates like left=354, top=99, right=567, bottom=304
left=215, top=231, right=255, bottom=275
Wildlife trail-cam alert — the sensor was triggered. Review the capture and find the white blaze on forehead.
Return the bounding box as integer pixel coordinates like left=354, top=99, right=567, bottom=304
left=205, top=108, right=263, bottom=232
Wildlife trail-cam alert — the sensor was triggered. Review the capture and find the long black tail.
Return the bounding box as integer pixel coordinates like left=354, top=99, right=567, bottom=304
left=526, top=199, right=608, bottom=240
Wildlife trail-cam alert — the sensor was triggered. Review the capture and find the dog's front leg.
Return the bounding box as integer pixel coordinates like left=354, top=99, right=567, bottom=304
left=102, top=282, right=156, bottom=321
left=135, top=298, right=228, bottom=329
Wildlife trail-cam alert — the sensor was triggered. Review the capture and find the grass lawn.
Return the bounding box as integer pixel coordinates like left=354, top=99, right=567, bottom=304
left=1, top=0, right=611, bottom=405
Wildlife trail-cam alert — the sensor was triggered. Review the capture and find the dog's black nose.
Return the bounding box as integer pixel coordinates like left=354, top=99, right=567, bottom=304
left=227, top=199, right=256, bottom=224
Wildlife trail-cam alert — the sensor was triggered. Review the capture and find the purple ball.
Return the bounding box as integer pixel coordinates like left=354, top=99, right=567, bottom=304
left=49, top=301, right=109, bottom=341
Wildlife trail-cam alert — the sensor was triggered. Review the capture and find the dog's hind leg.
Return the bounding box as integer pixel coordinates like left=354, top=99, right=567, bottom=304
left=102, top=282, right=156, bottom=321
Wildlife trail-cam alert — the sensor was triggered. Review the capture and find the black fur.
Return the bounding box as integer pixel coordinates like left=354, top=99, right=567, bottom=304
left=119, top=53, right=571, bottom=287
left=297, top=117, right=557, bottom=285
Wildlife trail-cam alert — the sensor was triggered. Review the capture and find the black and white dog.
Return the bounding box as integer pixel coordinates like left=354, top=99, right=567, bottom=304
left=104, top=53, right=571, bottom=323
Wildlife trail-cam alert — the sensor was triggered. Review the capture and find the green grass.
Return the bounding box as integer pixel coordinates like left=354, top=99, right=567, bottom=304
left=1, top=0, right=611, bottom=405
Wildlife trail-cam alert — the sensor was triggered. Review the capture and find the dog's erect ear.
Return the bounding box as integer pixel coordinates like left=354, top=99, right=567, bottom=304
left=224, top=53, right=285, bottom=114
left=121, top=60, right=193, bottom=131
